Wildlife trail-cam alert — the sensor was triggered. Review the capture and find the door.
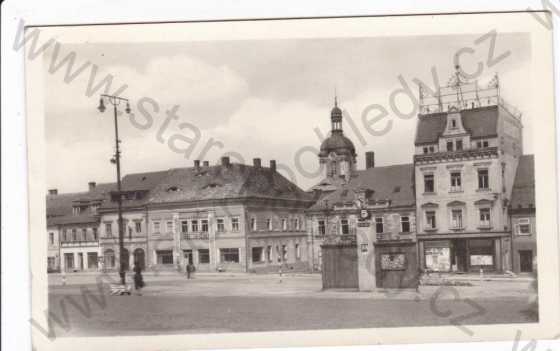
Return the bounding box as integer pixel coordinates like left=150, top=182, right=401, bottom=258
left=183, top=250, right=193, bottom=265
left=133, top=249, right=146, bottom=270
left=519, top=250, right=533, bottom=273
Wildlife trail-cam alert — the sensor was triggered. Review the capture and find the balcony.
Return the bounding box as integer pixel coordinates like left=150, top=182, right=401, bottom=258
left=182, top=232, right=209, bottom=240
left=60, top=240, right=98, bottom=248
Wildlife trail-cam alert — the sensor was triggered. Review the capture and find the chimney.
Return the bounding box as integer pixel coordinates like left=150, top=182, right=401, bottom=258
left=253, top=158, right=261, bottom=168
left=48, top=189, right=58, bottom=195
left=88, top=182, right=96, bottom=191
left=203, top=160, right=209, bottom=167
left=270, top=160, right=276, bottom=173
left=221, top=156, right=230, bottom=167
left=365, top=151, right=375, bottom=169
left=194, top=160, right=200, bottom=168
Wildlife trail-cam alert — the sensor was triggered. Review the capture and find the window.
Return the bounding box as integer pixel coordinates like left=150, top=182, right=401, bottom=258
left=266, top=246, right=272, bottom=262
left=153, top=221, right=161, bottom=233
left=267, top=218, right=273, bottom=231
left=446, top=141, right=453, bottom=151
left=477, top=141, right=482, bottom=148
left=191, top=220, right=198, bottom=232
left=478, top=169, right=489, bottom=189
left=49, top=232, right=54, bottom=245
left=341, top=219, right=349, bottom=235
left=423, top=147, right=429, bottom=154
left=135, top=221, right=142, bottom=233
left=282, top=245, right=288, bottom=261
left=426, top=211, right=437, bottom=229
left=401, top=216, right=410, bottom=233
left=456, top=139, right=463, bottom=151
left=201, top=219, right=209, bottom=233
left=87, top=252, right=98, bottom=269
left=62, top=229, right=68, bottom=242
left=47, top=257, right=56, bottom=269
left=429, top=146, right=435, bottom=153
left=451, top=209, right=463, bottom=229
left=294, top=218, right=300, bottom=230
left=295, top=244, right=301, bottom=260
left=220, top=248, right=239, bottom=263
left=483, top=140, right=489, bottom=148
left=93, top=227, right=98, bottom=240
left=375, top=217, right=384, bottom=234
left=82, top=228, right=87, bottom=241
left=128, top=226, right=133, bottom=238
left=252, top=247, right=264, bottom=263
left=250, top=218, right=256, bottom=231
left=479, top=208, right=491, bottom=227
left=198, top=249, right=210, bottom=264
left=217, top=218, right=225, bottom=232
left=318, top=220, right=326, bottom=235
left=105, top=223, right=112, bottom=237
left=424, top=174, right=435, bottom=193
left=231, top=217, right=240, bottom=232
left=181, top=220, right=188, bottom=233
left=64, top=253, right=74, bottom=270
left=281, top=218, right=287, bottom=231
left=450, top=172, right=462, bottom=191
left=156, top=250, right=173, bottom=265
left=166, top=221, right=173, bottom=233
left=72, top=229, right=77, bottom=241
left=517, top=218, right=531, bottom=235
left=451, top=119, right=457, bottom=128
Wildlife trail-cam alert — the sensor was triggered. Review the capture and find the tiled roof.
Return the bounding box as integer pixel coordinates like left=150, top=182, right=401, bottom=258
left=148, top=163, right=313, bottom=204
left=307, top=164, right=415, bottom=211
left=46, top=182, right=115, bottom=226
left=511, top=155, right=535, bottom=211
left=415, top=106, right=499, bottom=145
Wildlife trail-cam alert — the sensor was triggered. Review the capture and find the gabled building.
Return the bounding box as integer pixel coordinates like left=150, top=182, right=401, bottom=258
left=46, top=182, right=114, bottom=272
left=414, top=69, right=523, bottom=273
left=510, top=154, right=536, bottom=273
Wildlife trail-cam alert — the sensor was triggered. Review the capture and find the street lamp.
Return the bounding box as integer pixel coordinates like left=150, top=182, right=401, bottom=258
left=98, top=94, right=132, bottom=286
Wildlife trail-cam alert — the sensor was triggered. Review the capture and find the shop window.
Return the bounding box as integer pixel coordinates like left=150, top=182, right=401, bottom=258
left=198, top=249, right=210, bottom=264
left=479, top=208, right=491, bottom=228
left=318, top=220, right=326, bottom=235
left=451, top=209, right=463, bottom=229
left=191, top=220, right=198, bottom=232
left=220, top=248, right=239, bottom=263
left=401, top=216, right=410, bottom=233
left=450, top=172, right=462, bottom=192
left=216, top=218, right=225, bottom=232
left=252, top=247, right=264, bottom=263
left=478, top=169, right=489, bottom=189
left=156, top=250, right=174, bottom=265
left=375, top=217, right=384, bottom=234
left=517, top=218, right=531, bottom=235
left=231, top=217, right=240, bottom=232
left=201, top=219, right=209, bottom=233
left=340, top=219, right=349, bottom=235
left=468, top=239, right=495, bottom=269
left=424, top=174, right=435, bottom=193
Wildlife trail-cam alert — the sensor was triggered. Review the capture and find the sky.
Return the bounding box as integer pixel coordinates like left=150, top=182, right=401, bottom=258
left=43, top=32, right=532, bottom=193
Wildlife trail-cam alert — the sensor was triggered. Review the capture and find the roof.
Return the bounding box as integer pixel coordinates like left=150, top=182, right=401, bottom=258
left=148, top=163, right=313, bottom=204
left=46, top=182, right=115, bottom=226
left=511, top=155, right=535, bottom=211
left=319, top=131, right=356, bottom=156
left=308, top=163, right=415, bottom=211
left=415, top=105, right=499, bottom=145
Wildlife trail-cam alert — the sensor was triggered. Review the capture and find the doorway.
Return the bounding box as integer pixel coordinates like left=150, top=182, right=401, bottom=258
left=183, top=249, right=193, bottom=265
left=133, top=248, right=145, bottom=270
left=519, top=250, right=533, bottom=273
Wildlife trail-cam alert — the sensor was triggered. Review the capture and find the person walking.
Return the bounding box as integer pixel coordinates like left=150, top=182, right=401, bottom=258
left=186, top=262, right=195, bottom=279
left=133, top=262, right=144, bottom=294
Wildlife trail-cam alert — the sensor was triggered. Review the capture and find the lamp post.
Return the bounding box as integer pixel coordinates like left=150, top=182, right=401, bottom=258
left=98, top=94, right=131, bottom=286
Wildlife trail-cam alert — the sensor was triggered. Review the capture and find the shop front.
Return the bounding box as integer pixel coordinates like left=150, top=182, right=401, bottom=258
left=422, top=237, right=500, bottom=273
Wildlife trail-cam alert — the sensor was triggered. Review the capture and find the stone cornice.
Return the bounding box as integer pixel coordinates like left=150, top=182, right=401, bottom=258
left=414, top=147, right=499, bottom=164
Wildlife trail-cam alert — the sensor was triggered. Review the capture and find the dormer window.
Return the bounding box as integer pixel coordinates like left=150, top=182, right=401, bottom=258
left=451, top=119, right=457, bottom=129
left=446, top=141, right=453, bottom=151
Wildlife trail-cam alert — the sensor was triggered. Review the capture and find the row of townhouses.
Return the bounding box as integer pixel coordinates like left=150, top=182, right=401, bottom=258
left=46, top=70, right=536, bottom=289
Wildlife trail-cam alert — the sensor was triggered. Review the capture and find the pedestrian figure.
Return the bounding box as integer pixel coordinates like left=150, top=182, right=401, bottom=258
left=133, top=262, right=144, bottom=293
left=186, top=262, right=195, bottom=279
left=278, top=266, right=283, bottom=283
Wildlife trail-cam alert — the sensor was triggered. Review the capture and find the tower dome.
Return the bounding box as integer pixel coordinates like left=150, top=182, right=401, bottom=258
left=319, top=96, right=356, bottom=158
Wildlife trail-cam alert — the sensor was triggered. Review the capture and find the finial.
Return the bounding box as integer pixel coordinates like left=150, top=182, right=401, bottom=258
left=334, top=87, right=338, bottom=107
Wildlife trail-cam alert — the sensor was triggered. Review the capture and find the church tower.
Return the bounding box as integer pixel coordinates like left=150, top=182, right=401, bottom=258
left=311, top=97, right=357, bottom=192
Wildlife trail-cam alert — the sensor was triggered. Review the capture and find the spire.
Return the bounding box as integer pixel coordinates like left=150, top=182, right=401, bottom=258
left=330, top=90, right=342, bottom=132
left=334, top=87, right=338, bottom=107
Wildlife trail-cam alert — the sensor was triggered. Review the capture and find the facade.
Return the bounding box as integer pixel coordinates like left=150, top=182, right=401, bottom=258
left=510, top=155, right=536, bottom=273
left=414, top=71, right=523, bottom=273
left=46, top=182, right=114, bottom=272
left=97, top=157, right=314, bottom=273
